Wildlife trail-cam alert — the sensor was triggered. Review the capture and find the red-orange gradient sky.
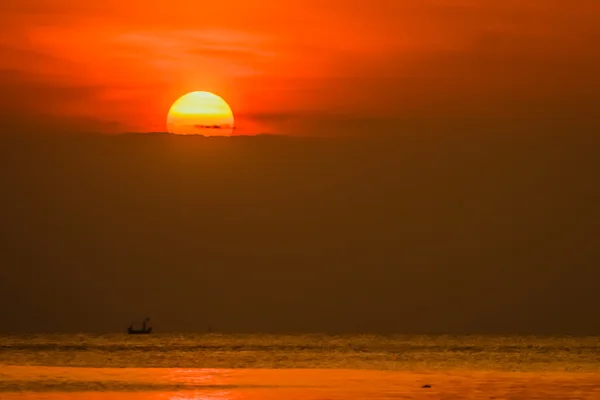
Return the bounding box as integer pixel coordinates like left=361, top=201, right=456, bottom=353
left=1, top=0, right=599, bottom=135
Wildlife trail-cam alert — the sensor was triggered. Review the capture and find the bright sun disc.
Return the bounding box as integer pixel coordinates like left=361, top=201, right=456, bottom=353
left=167, top=91, right=234, bottom=136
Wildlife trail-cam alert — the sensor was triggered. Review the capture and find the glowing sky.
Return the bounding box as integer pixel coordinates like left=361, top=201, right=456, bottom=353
left=1, top=1, right=599, bottom=134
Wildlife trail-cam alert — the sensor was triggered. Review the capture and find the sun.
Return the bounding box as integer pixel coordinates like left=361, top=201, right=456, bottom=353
left=167, top=91, right=234, bottom=136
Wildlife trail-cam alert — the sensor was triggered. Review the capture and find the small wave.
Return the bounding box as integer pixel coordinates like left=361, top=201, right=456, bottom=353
left=0, top=334, right=598, bottom=372
left=0, top=342, right=596, bottom=353
left=0, top=380, right=269, bottom=393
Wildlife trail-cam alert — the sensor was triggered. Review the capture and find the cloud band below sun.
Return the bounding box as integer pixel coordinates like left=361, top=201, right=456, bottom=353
left=194, top=124, right=234, bottom=130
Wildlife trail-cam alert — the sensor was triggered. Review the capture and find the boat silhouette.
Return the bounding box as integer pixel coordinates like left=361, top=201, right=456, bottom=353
left=127, top=317, right=152, bottom=334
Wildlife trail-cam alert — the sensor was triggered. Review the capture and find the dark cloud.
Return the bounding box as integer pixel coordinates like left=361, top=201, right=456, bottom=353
left=0, top=128, right=598, bottom=334
left=193, top=124, right=232, bottom=130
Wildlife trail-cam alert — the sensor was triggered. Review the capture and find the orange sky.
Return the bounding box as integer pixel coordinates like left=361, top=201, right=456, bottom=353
left=1, top=0, right=599, bottom=135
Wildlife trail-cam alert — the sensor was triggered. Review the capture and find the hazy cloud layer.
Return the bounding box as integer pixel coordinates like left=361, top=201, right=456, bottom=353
left=0, top=130, right=598, bottom=333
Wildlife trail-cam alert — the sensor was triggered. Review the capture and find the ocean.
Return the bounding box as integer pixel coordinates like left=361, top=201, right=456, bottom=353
left=1, top=334, right=599, bottom=399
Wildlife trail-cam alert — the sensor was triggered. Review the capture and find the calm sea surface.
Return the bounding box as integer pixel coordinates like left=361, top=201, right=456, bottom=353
left=1, top=334, right=599, bottom=399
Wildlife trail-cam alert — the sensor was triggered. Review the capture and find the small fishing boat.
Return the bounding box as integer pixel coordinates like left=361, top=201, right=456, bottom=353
left=127, top=317, right=152, bottom=334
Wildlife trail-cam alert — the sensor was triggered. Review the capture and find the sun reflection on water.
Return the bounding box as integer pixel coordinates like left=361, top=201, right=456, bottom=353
left=163, top=368, right=239, bottom=400
left=167, top=368, right=232, bottom=385
left=167, top=391, right=234, bottom=400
